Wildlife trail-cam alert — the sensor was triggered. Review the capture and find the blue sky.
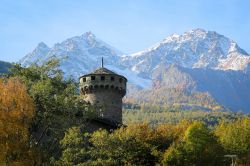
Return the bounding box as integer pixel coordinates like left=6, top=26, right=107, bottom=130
left=1, top=0, right=250, bottom=62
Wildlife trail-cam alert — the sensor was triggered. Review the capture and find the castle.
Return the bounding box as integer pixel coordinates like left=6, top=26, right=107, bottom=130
left=79, top=58, right=127, bottom=130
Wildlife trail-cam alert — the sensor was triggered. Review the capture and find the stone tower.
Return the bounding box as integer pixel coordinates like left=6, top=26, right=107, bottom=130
left=79, top=59, right=127, bottom=124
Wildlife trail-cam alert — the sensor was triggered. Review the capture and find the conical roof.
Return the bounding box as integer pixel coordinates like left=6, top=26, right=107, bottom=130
left=91, top=67, right=117, bottom=75
left=80, top=67, right=127, bottom=81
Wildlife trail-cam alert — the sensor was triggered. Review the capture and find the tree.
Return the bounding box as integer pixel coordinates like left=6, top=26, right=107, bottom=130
left=52, top=127, right=90, bottom=166
left=162, top=121, right=223, bottom=166
left=87, top=129, right=157, bottom=166
left=8, top=60, right=94, bottom=161
left=0, top=77, right=38, bottom=165
left=215, top=118, right=250, bottom=165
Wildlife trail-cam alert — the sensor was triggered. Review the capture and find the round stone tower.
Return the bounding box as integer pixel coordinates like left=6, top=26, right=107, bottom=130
left=79, top=60, right=127, bottom=124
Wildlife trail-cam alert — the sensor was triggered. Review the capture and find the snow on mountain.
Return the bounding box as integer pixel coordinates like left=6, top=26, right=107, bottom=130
left=19, top=32, right=152, bottom=89
left=19, top=28, right=250, bottom=90
left=122, top=28, right=250, bottom=77
left=105, top=65, right=152, bottom=88
left=20, top=42, right=50, bottom=66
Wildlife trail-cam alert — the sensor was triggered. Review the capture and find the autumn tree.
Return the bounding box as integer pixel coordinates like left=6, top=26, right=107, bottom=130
left=0, top=77, right=37, bottom=165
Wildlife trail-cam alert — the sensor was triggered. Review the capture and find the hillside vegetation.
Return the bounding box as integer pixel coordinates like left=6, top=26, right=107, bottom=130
left=123, top=104, right=245, bottom=126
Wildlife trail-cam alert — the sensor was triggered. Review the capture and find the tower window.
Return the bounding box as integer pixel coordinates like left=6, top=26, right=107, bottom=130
left=82, top=78, right=86, bottom=82
left=119, top=78, right=123, bottom=83
left=111, top=76, right=115, bottom=81
left=101, top=76, right=105, bottom=81
left=91, top=76, right=95, bottom=80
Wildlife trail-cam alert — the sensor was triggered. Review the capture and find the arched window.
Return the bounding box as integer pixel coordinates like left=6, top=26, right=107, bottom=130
left=111, top=76, right=115, bottom=81
left=82, top=77, right=86, bottom=82
left=105, top=85, right=109, bottom=89
left=101, top=76, right=105, bottom=81
left=91, top=76, right=95, bottom=80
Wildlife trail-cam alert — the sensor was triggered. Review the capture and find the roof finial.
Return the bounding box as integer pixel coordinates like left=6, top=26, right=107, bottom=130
left=101, top=57, right=104, bottom=68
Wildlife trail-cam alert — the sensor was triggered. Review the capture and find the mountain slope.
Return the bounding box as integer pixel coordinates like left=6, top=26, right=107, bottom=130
left=126, top=65, right=250, bottom=112
left=0, top=60, right=12, bottom=74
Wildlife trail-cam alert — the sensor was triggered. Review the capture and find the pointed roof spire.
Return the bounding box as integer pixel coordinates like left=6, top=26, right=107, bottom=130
left=101, top=57, right=104, bottom=68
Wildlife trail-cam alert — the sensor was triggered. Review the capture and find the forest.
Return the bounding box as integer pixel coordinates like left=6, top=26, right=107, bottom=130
left=0, top=60, right=249, bottom=166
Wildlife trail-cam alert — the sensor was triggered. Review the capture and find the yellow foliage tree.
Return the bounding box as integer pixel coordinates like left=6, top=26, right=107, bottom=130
left=0, top=78, right=36, bottom=165
left=215, top=118, right=250, bottom=165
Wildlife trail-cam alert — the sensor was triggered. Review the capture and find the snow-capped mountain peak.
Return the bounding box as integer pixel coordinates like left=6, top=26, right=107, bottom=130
left=19, top=42, right=50, bottom=66
left=19, top=32, right=152, bottom=89
left=123, top=28, right=250, bottom=76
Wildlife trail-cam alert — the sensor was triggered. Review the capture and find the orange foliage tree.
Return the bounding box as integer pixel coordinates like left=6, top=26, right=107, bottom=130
left=0, top=77, right=36, bottom=165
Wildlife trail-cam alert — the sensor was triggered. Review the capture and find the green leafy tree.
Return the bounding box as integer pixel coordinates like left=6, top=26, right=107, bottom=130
left=162, top=121, right=223, bottom=166
left=87, top=129, right=157, bottom=166
left=215, top=118, right=250, bottom=165
left=52, top=127, right=90, bottom=166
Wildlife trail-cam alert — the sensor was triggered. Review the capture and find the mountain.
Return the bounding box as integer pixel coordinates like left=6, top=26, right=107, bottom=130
left=19, top=29, right=250, bottom=112
left=0, top=60, right=12, bottom=74
left=122, top=28, right=250, bottom=78
left=19, top=32, right=151, bottom=89
left=20, top=31, right=122, bottom=75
